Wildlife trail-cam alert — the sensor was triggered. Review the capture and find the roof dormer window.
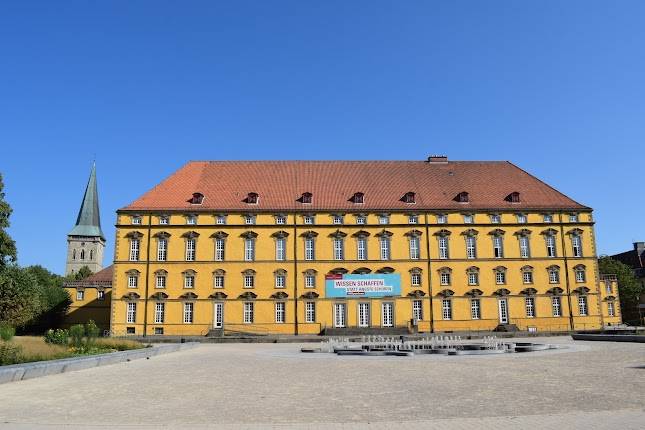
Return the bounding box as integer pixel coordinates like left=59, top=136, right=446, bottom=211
left=506, top=192, right=521, bottom=203
left=189, top=192, right=204, bottom=205
left=456, top=192, right=469, bottom=203
left=246, top=192, right=259, bottom=205
left=403, top=192, right=416, bottom=204
left=300, top=192, right=313, bottom=204
left=351, top=192, right=364, bottom=204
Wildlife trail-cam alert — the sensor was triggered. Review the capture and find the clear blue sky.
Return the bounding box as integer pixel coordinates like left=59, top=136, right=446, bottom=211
left=1, top=1, right=643, bottom=275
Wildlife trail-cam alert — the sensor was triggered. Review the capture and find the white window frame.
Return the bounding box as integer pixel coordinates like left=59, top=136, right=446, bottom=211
left=356, top=215, right=366, bottom=225
left=471, top=298, right=481, bottom=320
left=275, top=237, right=286, bottom=261
left=97, top=290, right=105, bottom=301
left=441, top=299, right=452, bottom=320
left=546, top=235, right=557, bottom=257
left=157, top=238, right=167, bottom=261
left=185, top=238, right=196, bottom=261
left=216, top=215, right=227, bottom=225
left=548, top=269, right=560, bottom=284
left=245, top=215, right=256, bottom=225
left=244, top=273, right=255, bottom=289
left=517, top=214, right=527, bottom=224
left=215, top=238, right=225, bottom=261
left=571, top=234, right=583, bottom=257
left=490, top=214, right=501, bottom=224
left=126, top=302, right=136, bottom=323
left=575, top=269, right=586, bottom=283
left=493, top=236, right=504, bottom=258
left=275, top=302, right=286, bottom=323
left=607, top=301, right=615, bottom=317
left=129, top=239, right=140, bottom=261
left=244, top=238, right=255, bottom=262
left=183, top=302, right=194, bottom=324
left=437, top=214, right=447, bottom=224
left=159, top=215, right=169, bottom=225
left=357, top=237, right=367, bottom=261
left=303, top=215, right=315, bottom=225
left=438, top=236, right=449, bottom=259
left=380, top=236, right=391, bottom=260
left=578, top=296, right=588, bottom=316
left=522, top=271, right=534, bottom=284
left=275, top=215, right=286, bottom=225
left=214, top=273, right=225, bottom=289
left=132, top=216, right=142, bottom=225
left=569, top=214, right=579, bottom=223
left=525, top=296, right=535, bottom=318
left=412, top=300, right=423, bottom=321
left=409, top=236, right=420, bottom=260
left=408, top=215, right=418, bottom=224
left=184, top=274, right=195, bottom=289
left=552, top=296, right=562, bottom=317
left=333, top=238, right=344, bottom=261
left=76, top=290, right=84, bottom=301
left=543, top=214, right=553, bottom=223
left=333, top=215, right=344, bottom=225
left=440, top=272, right=451, bottom=286
left=378, top=215, right=389, bottom=225
left=463, top=214, right=474, bottom=224
left=411, top=272, right=421, bottom=287
left=519, top=236, right=530, bottom=258
left=305, top=273, right=316, bottom=288
left=275, top=273, right=286, bottom=289
left=128, top=274, right=138, bottom=288
left=305, top=301, right=316, bottom=323
left=156, top=274, right=166, bottom=289
left=466, top=236, right=477, bottom=259
left=243, top=302, right=254, bottom=323
left=186, top=215, right=196, bottom=225
left=495, top=270, right=506, bottom=285
left=304, top=237, right=315, bottom=261
left=467, top=271, right=479, bottom=286
left=154, top=302, right=165, bottom=324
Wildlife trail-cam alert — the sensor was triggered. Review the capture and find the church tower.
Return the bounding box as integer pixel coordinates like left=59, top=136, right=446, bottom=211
left=65, top=162, right=106, bottom=275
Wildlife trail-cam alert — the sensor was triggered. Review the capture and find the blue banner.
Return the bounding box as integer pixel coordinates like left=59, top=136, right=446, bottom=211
left=325, top=273, right=401, bottom=298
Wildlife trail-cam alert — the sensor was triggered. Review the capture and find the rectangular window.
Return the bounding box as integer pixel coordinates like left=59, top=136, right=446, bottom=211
left=412, top=300, right=423, bottom=321
left=186, top=215, right=196, bottom=225
left=304, top=238, right=315, bottom=260
left=440, top=272, right=451, bottom=286
left=578, top=296, right=588, bottom=316
left=578, top=296, right=587, bottom=316
left=128, top=275, right=138, bottom=288
left=438, top=236, right=449, bottom=259
left=378, top=215, right=389, bottom=225
left=519, top=236, right=530, bottom=258
left=543, top=214, right=553, bottom=223
left=607, top=302, right=615, bottom=317
left=245, top=215, right=255, bottom=225
left=604, top=280, right=612, bottom=294
left=185, top=238, right=196, bottom=261
left=216, top=215, right=226, bottom=225
left=380, top=237, right=391, bottom=260
left=129, top=239, right=140, bottom=261
left=333, top=215, right=344, bottom=225
left=569, top=214, right=579, bottom=222
left=303, top=215, right=314, bottom=225
left=184, top=275, right=195, bottom=289
left=154, top=327, right=163, bottom=335
left=525, top=297, right=535, bottom=318
left=381, top=302, right=394, bottom=327
left=214, top=275, right=224, bottom=289
left=215, top=238, right=225, bottom=261
left=495, top=271, right=506, bottom=285
left=244, top=274, right=254, bottom=289
left=276, top=238, right=286, bottom=261
left=126, top=302, right=136, bottom=323
left=305, top=274, right=316, bottom=288
left=576, top=270, right=586, bottom=283
left=523, top=271, right=534, bottom=284
left=546, top=235, right=557, bottom=257
left=275, top=302, right=285, bottom=323
left=409, top=236, right=420, bottom=260
left=244, top=238, right=255, bottom=261
left=490, top=214, right=501, bottom=223
left=409, top=215, right=418, bottom=224
left=471, top=299, right=481, bottom=320
left=463, top=214, right=474, bottom=224
left=154, top=302, right=165, bottom=324
left=76, top=290, right=84, bottom=301
left=183, top=302, right=194, bottom=324
left=468, top=271, right=479, bottom=285
left=466, top=236, right=477, bottom=259
left=97, top=290, right=105, bottom=301
left=159, top=215, right=169, bottom=225
left=357, top=237, right=367, bottom=261
left=442, top=299, right=452, bottom=320
left=156, top=274, right=166, bottom=289
left=572, top=235, right=583, bottom=257
left=333, top=238, right=344, bottom=260
left=356, top=215, right=366, bottom=225
left=157, top=239, right=167, bottom=261
left=305, top=302, right=316, bottom=323
left=275, top=274, right=286, bottom=288
left=437, top=214, right=447, bottom=224
left=552, top=296, right=561, bottom=317
left=358, top=302, right=370, bottom=327
left=243, top=302, right=254, bottom=323
left=132, top=216, right=142, bottom=225
left=411, top=272, right=421, bottom=286
left=517, top=214, right=527, bottom=223
left=275, top=215, right=286, bottom=225
left=549, top=270, right=560, bottom=284
left=493, top=236, right=504, bottom=258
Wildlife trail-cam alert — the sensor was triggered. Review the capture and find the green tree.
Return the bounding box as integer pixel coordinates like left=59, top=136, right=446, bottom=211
left=0, top=266, right=42, bottom=327
left=67, top=265, right=93, bottom=281
left=23, top=265, right=71, bottom=332
left=0, top=173, right=17, bottom=269
left=598, top=256, right=644, bottom=325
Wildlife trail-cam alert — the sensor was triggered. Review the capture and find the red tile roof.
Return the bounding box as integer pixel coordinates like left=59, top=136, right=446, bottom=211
left=64, top=265, right=114, bottom=288
left=121, top=160, right=588, bottom=212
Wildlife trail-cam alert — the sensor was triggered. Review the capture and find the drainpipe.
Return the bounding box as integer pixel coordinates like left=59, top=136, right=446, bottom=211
left=292, top=213, right=299, bottom=335
left=142, top=214, right=152, bottom=337
left=558, top=213, right=574, bottom=331
left=424, top=213, right=434, bottom=333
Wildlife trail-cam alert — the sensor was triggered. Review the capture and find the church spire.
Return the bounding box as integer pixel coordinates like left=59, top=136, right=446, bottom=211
left=69, top=162, right=105, bottom=240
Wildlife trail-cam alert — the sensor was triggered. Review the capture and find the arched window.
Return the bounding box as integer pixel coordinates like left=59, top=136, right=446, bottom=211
left=72, top=249, right=76, bottom=260
left=89, top=249, right=94, bottom=260
left=80, top=250, right=85, bottom=260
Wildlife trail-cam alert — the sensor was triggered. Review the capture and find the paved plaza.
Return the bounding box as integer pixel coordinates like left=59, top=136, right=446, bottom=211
left=0, top=337, right=643, bottom=429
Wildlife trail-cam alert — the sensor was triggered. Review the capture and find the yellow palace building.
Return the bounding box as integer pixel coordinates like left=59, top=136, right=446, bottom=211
left=110, top=157, right=621, bottom=336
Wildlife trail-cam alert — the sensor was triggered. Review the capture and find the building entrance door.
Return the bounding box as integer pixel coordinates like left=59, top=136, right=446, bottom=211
left=382, top=302, right=394, bottom=327
left=213, top=302, right=224, bottom=328
left=334, top=303, right=346, bottom=328
left=358, top=302, right=370, bottom=327
left=498, top=298, right=509, bottom=324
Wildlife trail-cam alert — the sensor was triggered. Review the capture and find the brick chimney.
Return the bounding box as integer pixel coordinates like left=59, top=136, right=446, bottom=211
left=427, top=155, right=448, bottom=164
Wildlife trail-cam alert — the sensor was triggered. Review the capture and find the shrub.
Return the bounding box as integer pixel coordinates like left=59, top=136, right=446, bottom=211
left=44, top=328, right=69, bottom=345
left=69, top=324, right=85, bottom=348
left=85, top=320, right=100, bottom=346
left=0, top=342, right=22, bottom=365
left=0, top=322, right=15, bottom=341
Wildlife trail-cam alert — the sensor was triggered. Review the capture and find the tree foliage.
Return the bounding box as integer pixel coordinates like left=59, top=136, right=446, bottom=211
left=598, top=256, right=644, bottom=324
left=71, top=265, right=93, bottom=281
left=0, top=266, right=42, bottom=327
left=0, top=173, right=17, bottom=269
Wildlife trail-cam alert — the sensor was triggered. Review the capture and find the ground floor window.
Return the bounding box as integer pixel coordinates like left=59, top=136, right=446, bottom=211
left=442, top=299, right=452, bottom=320
left=126, top=327, right=135, bottom=334
left=275, top=302, right=285, bottom=323
left=305, top=301, right=316, bottom=323
left=183, top=302, right=194, bottom=324
left=126, top=302, right=136, bottom=323
left=607, top=301, right=615, bottom=317
left=525, top=297, right=535, bottom=318
left=578, top=296, right=588, bottom=316
left=412, top=300, right=423, bottom=321
left=358, top=302, right=370, bottom=327
left=155, top=302, right=165, bottom=324
left=471, top=298, right=481, bottom=320
left=552, top=296, right=561, bottom=317
left=154, top=327, right=164, bottom=335
left=244, top=302, right=254, bottom=324
left=381, top=302, right=394, bottom=327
